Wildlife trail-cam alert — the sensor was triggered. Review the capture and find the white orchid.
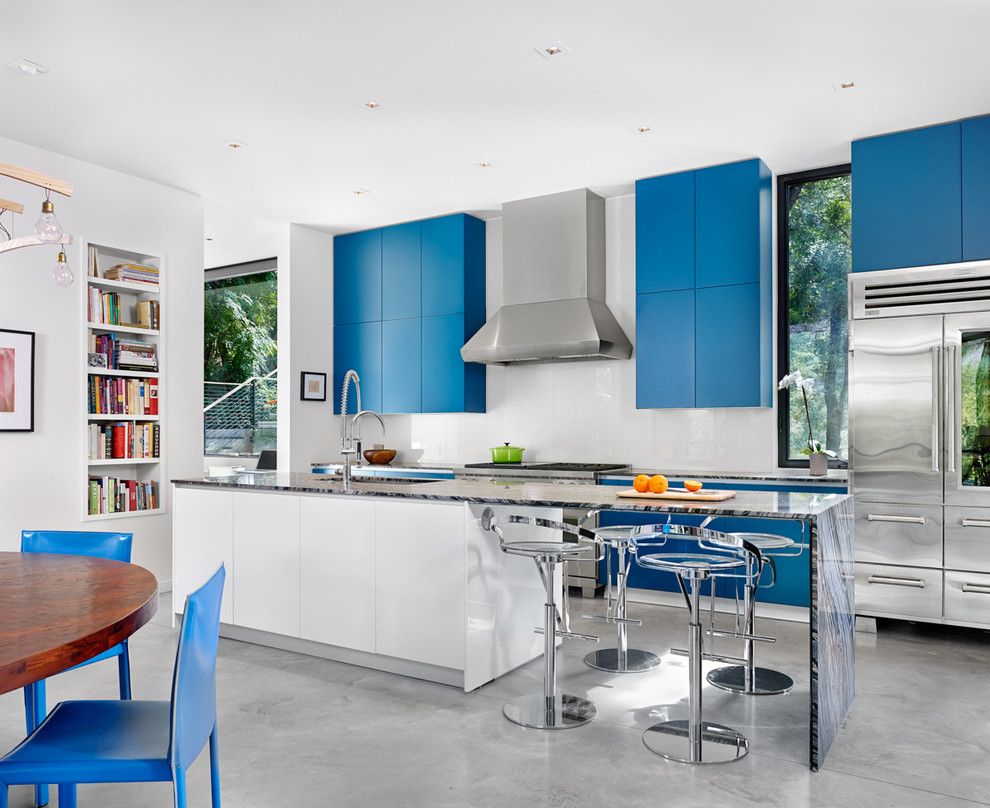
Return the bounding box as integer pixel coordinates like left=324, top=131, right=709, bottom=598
left=778, top=370, right=833, bottom=458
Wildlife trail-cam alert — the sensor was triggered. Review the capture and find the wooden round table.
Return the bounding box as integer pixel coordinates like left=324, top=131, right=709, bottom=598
left=0, top=551, right=158, bottom=694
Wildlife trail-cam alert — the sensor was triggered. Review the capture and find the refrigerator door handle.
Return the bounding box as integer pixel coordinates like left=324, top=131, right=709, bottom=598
left=961, top=518, right=990, bottom=528
left=945, top=343, right=957, bottom=474
left=931, top=345, right=941, bottom=474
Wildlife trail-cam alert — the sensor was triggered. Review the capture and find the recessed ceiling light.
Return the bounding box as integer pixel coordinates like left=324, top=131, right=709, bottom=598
left=222, top=140, right=248, bottom=150
left=477, top=161, right=494, bottom=168
left=633, top=126, right=652, bottom=135
left=535, top=42, right=570, bottom=59
left=353, top=188, right=371, bottom=196
left=7, top=58, right=48, bottom=76
left=833, top=80, right=856, bottom=92
left=361, top=99, right=387, bottom=110
left=205, top=237, right=214, bottom=242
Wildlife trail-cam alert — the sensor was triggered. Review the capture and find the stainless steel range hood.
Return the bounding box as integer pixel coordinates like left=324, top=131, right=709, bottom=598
left=461, top=188, right=632, bottom=364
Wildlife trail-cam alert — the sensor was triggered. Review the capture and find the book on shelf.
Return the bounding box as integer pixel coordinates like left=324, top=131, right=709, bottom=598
left=88, top=421, right=160, bottom=460
left=89, top=376, right=159, bottom=416
left=88, top=476, right=159, bottom=516
left=88, top=245, right=98, bottom=278
left=105, top=262, right=160, bottom=287
left=88, top=289, right=161, bottom=330
left=88, top=333, right=159, bottom=372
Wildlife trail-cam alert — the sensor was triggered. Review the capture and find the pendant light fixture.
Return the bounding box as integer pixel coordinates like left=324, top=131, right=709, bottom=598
left=51, top=247, right=73, bottom=287
left=35, top=189, right=62, bottom=242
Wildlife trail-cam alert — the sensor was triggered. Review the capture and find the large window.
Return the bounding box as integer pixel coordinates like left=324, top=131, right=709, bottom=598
left=203, top=260, right=277, bottom=456
left=777, top=167, right=851, bottom=467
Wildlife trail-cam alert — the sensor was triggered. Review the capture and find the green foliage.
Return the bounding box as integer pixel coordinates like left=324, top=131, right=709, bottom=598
left=204, top=271, right=277, bottom=384
left=785, top=174, right=851, bottom=460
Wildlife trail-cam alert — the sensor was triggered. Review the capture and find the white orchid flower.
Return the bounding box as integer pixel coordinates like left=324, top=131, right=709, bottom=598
left=777, top=371, right=804, bottom=390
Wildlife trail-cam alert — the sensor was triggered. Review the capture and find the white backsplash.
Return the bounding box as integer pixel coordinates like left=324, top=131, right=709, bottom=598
left=380, top=194, right=779, bottom=473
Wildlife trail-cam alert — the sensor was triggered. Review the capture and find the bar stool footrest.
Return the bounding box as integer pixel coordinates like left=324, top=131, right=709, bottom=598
left=502, top=694, right=596, bottom=730
left=706, top=665, right=794, bottom=696
left=669, top=647, right=749, bottom=667
left=533, top=626, right=599, bottom=642
left=581, top=614, right=642, bottom=626
left=643, top=719, right=749, bottom=764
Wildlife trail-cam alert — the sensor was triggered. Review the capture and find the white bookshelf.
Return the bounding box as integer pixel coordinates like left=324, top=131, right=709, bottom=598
left=81, top=240, right=165, bottom=521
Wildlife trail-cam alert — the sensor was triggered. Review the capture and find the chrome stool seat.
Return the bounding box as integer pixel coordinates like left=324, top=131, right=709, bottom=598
left=634, top=524, right=754, bottom=765
left=706, top=531, right=797, bottom=697
left=582, top=524, right=662, bottom=674
left=481, top=508, right=599, bottom=730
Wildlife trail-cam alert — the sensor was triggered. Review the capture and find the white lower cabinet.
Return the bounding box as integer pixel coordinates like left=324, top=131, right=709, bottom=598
left=172, top=487, right=234, bottom=623
left=299, top=496, right=377, bottom=652
left=232, top=491, right=300, bottom=637
left=375, top=500, right=465, bottom=670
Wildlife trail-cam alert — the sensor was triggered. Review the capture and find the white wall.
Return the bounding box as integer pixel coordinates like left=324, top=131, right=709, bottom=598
left=204, top=201, right=283, bottom=270
left=377, top=194, right=778, bottom=471
left=277, top=224, right=335, bottom=472
left=0, top=135, right=204, bottom=586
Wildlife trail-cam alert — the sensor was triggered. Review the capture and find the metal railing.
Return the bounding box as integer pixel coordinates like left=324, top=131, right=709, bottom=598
left=204, top=369, right=277, bottom=456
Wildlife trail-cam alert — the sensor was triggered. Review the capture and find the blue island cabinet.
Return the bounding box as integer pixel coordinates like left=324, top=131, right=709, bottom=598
left=333, top=212, right=485, bottom=414
left=635, top=158, right=772, bottom=409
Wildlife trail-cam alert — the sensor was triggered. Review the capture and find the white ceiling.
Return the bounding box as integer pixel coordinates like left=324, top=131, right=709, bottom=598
left=3, top=0, right=990, bottom=235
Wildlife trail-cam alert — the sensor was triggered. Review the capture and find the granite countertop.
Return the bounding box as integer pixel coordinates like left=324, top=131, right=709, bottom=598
left=310, top=460, right=848, bottom=484
left=175, top=473, right=850, bottom=520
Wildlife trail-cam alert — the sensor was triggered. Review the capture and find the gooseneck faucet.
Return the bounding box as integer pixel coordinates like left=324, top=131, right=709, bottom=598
left=338, top=369, right=386, bottom=491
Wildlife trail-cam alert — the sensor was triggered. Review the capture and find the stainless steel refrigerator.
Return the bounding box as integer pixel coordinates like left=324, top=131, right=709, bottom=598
left=850, top=261, right=990, bottom=628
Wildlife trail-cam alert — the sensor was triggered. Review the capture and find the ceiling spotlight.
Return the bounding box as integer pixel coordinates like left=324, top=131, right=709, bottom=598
left=7, top=58, right=48, bottom=76
left=222, top=140, right=248, bottom=150
left=634, top=126, right=652, bottom=135
left=353, top=189, right=371, bottom=196
left=205, top=237, right=214, bottom=242
left=361, top=99, right=387, bottom=110
left=833, top=80, right=856, bottom=92
left=535, top=42, right=570, bottom=59
left=477, top=161, right=494, bottom=168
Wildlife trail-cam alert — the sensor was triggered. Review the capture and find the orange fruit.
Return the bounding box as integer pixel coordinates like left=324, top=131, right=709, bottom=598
left=633, top=474, right=650, bottom=493
left=684, top=479, right=703, bottom=493
left=648, top=474, right=668, bottom=494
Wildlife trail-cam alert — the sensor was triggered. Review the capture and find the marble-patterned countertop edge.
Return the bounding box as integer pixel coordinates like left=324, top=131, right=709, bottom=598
left=174, top=474, right=851, bottom=520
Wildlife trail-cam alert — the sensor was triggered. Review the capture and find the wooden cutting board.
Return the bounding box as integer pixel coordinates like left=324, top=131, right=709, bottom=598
left=615, top=488, right=736, bottom=502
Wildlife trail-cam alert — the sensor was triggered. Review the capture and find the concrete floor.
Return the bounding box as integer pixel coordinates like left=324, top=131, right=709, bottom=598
left=1, top=594, right=988, bottom=807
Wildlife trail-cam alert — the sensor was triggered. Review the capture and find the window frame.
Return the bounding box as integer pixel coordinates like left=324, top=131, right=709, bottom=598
left=776, top=164, right=851, bottom=469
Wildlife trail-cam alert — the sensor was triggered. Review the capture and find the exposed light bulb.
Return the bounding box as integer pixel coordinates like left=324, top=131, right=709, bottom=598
left=35, top=198, right=62, bottom=243
left=52, top=249, right=73, bottom=287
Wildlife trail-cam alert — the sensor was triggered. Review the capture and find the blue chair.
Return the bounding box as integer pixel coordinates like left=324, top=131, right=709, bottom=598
left=0, top=565, right=225, bottom=808
left=20, top=530, right=134, bottom=807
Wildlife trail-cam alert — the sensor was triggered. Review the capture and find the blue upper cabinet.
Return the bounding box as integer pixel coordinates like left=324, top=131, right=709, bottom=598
left=696, top=283, right=770, bottom=407
left=695, top=158, right=771, bottom=288
left=334, top=229, right=382, bottom=325
left=635, top=157, right=772, bottom=409
left=636, top=290, right=695, bottom=408
left=422, top=314, right=485, bottom=413
left=635, top=171, right=695, bottom=293
left=963, top=115, right=990, bottom=261
left=333, top=212, right=486, bottom=414
left=382, top=318, right=422, bottom=413
left=382, top=221, right=421, bottom=320
left=333, top=321, right=382, bottom=414
left=852, top=122, right=962, bottom=272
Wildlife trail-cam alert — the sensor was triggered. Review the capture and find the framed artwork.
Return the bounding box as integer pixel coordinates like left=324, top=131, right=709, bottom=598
left=88, top=352, right=108, bottom=368
left=0, top=328, right=35, bottom=432
left=300, top=371, right=327, bottom=402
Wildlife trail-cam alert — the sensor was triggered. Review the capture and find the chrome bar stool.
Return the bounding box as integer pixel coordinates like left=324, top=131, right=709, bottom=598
left=634, top=523, right=756, bottom=764
left=481, top=508, right=599, bottom=730
left=706, top=531, right=798, bottom=696
left=581, top=523, right=661, bottom=673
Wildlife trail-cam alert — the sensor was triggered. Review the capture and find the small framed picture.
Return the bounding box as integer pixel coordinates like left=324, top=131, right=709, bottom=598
left=300, top=371, right=327, bottom=402
left=0, top=328, right=36, bottom=432
left=88, top=352, right=108, bottom=368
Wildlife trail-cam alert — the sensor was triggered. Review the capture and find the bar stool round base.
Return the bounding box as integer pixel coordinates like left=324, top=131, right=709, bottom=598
left=583, top=647, right=662, bottom=673
left=642, top=719, right=749, bottom=764
left=502, top=694, right=596, bottom=730
left=706, top=665, right=794, bottom=696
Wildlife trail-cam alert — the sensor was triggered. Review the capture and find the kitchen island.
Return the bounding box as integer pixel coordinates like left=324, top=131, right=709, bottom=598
left=172, top=473, right=853, bottom=770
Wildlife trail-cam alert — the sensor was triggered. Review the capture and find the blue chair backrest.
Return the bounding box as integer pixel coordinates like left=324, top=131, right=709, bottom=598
left=169, top=565, right=225, bottom=769
left=21, top=530, right=133, bottom=563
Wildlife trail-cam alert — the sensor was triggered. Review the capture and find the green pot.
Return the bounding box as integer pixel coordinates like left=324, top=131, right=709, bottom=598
left=490, top=443, right=525, bottom=463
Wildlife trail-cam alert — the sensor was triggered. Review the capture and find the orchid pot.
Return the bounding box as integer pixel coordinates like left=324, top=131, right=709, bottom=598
left=778, top=371, right=837, bottom=477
